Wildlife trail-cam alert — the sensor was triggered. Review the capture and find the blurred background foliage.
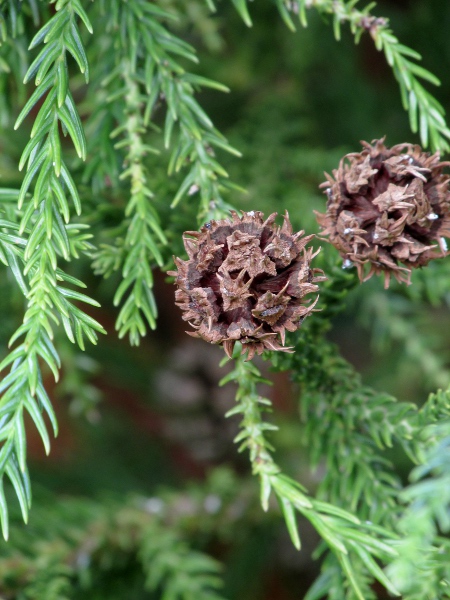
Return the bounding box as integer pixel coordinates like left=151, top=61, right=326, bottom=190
left=0, top=0, right=450, bottom=598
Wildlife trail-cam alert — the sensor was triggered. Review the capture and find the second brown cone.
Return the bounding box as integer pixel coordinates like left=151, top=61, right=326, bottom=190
left=316, top=138, right=450, bottom=287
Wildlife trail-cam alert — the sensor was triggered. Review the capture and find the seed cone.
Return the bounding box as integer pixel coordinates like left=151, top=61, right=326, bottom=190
left=316, top=138, right=450, bottom=287
left=169, top=211, right=325, bottom=360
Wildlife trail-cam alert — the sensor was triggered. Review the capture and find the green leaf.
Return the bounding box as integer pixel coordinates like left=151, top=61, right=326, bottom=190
left=70, top=305, right=106, bottom=335
left=408, top=89, right=418, bottom=133
left=29, top=87, right=57, bottom=138
left=274, top=0, right=296, bottom=32
left=0, top=346, right=26, bottom=374
left=24, top=218, right=46, bottom=263
left=272, top=476, right=313, bottom=509
left=14, top=409, right=27, bottom=473
left=298, top=1, right=308, bottom=27
left=50, top=177, right=70, bottom=222
left=36, top=382, right=58, bottom=437
left=0, top=189, right=20, bottom=201
left=407, top=61, right=440, bottom=86
left=56, top=269, right=88, bottom=289
left=65, top=22, right=89, bottom=80
left=58, top=97, right=87, bottom=160
left=26, top=354, right=39, bottom=397
left=180, top=94, right=213, bottom=129
left=350, top=543, right=400, bottom=596
left=312, top=500, right=360, bottom=524
left=18, top=146, right=49, bottom=209
left=5, top=459, right=30, bottom=523
left=23, top=40, right=58, bottom=84
left=28, top=11, right=68, bottom=49
left=171, top=172, right=195, bottom=208
left=36, top=338, right=60, bottom=382
left=14, top=70, right=54, bottom=130
left=333, top=14, right=341, bottom=41
left=396, top=43, right=421, bottom=60
left=3, top=245, right=28, bottom=295
left=32, top=157, right=53, bottom=208
left=279, top=496, right=301, bottom=549
left=183, top=73, right=230, bottom=93
left=420, top=110, right=429, bottom=147
left=60, top=162, right=82, bottom=214
left=0, top=480, right=9, bottom=540
left=0, top=367, right=26, bottom=395
left=19, top=128, right=49, bottom=172
left=0, top=440, right=13, bottom=474
left=340, top=553, right=365, bottom=600
left=56, top=58, right=68, bottom=107
left=231, top=0, right=252, bottom=27
left=306, top=512, right=348, bottom=554
left=72, top=0, right=94, bottom=34
left=59, top=287, right=101, bottom=307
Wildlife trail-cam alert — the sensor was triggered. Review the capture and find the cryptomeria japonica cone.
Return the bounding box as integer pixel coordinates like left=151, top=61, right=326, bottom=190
left=169, top=211, right=325, bottom=360
left=316, top=138, right=450, bottom=288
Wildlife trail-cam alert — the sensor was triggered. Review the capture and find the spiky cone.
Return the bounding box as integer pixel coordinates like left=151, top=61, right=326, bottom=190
left=169, top=211, right=325, bottom=360
left=316, top=138, right=450, bottom=288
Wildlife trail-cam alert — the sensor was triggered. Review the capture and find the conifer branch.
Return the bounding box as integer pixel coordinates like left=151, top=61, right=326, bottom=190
left=92, top=0, right=240, bottom=343
left=226, top=0, right=450, bottom=152
left=257, top=254, right=450, bottom=596
left=141, top=525, right=226, bottom=599
left=90, top=1, right=170, bottom=345
left=269, top=265, right=450, bottom=597
left=220, top=345, right=400, bottom=600
left=110, top=63, right=165, bottom=345
left=0, top=0, right=105, bottom=537
left=387, top=414, right=450, bottom=599
left=0, top=481, right=242, bottom=598
left=359, top=290, right=450, bottom=390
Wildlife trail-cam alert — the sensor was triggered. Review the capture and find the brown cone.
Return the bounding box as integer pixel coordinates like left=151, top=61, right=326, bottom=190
left=316, top=138, right=450, bottom=287
left=169, top=211, right=325, bottom=360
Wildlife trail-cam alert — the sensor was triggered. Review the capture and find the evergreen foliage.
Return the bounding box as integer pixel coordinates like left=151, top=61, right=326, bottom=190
left=0, top=471, right=243, bottom=599
left=0, top=0, right=449, bottom=598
